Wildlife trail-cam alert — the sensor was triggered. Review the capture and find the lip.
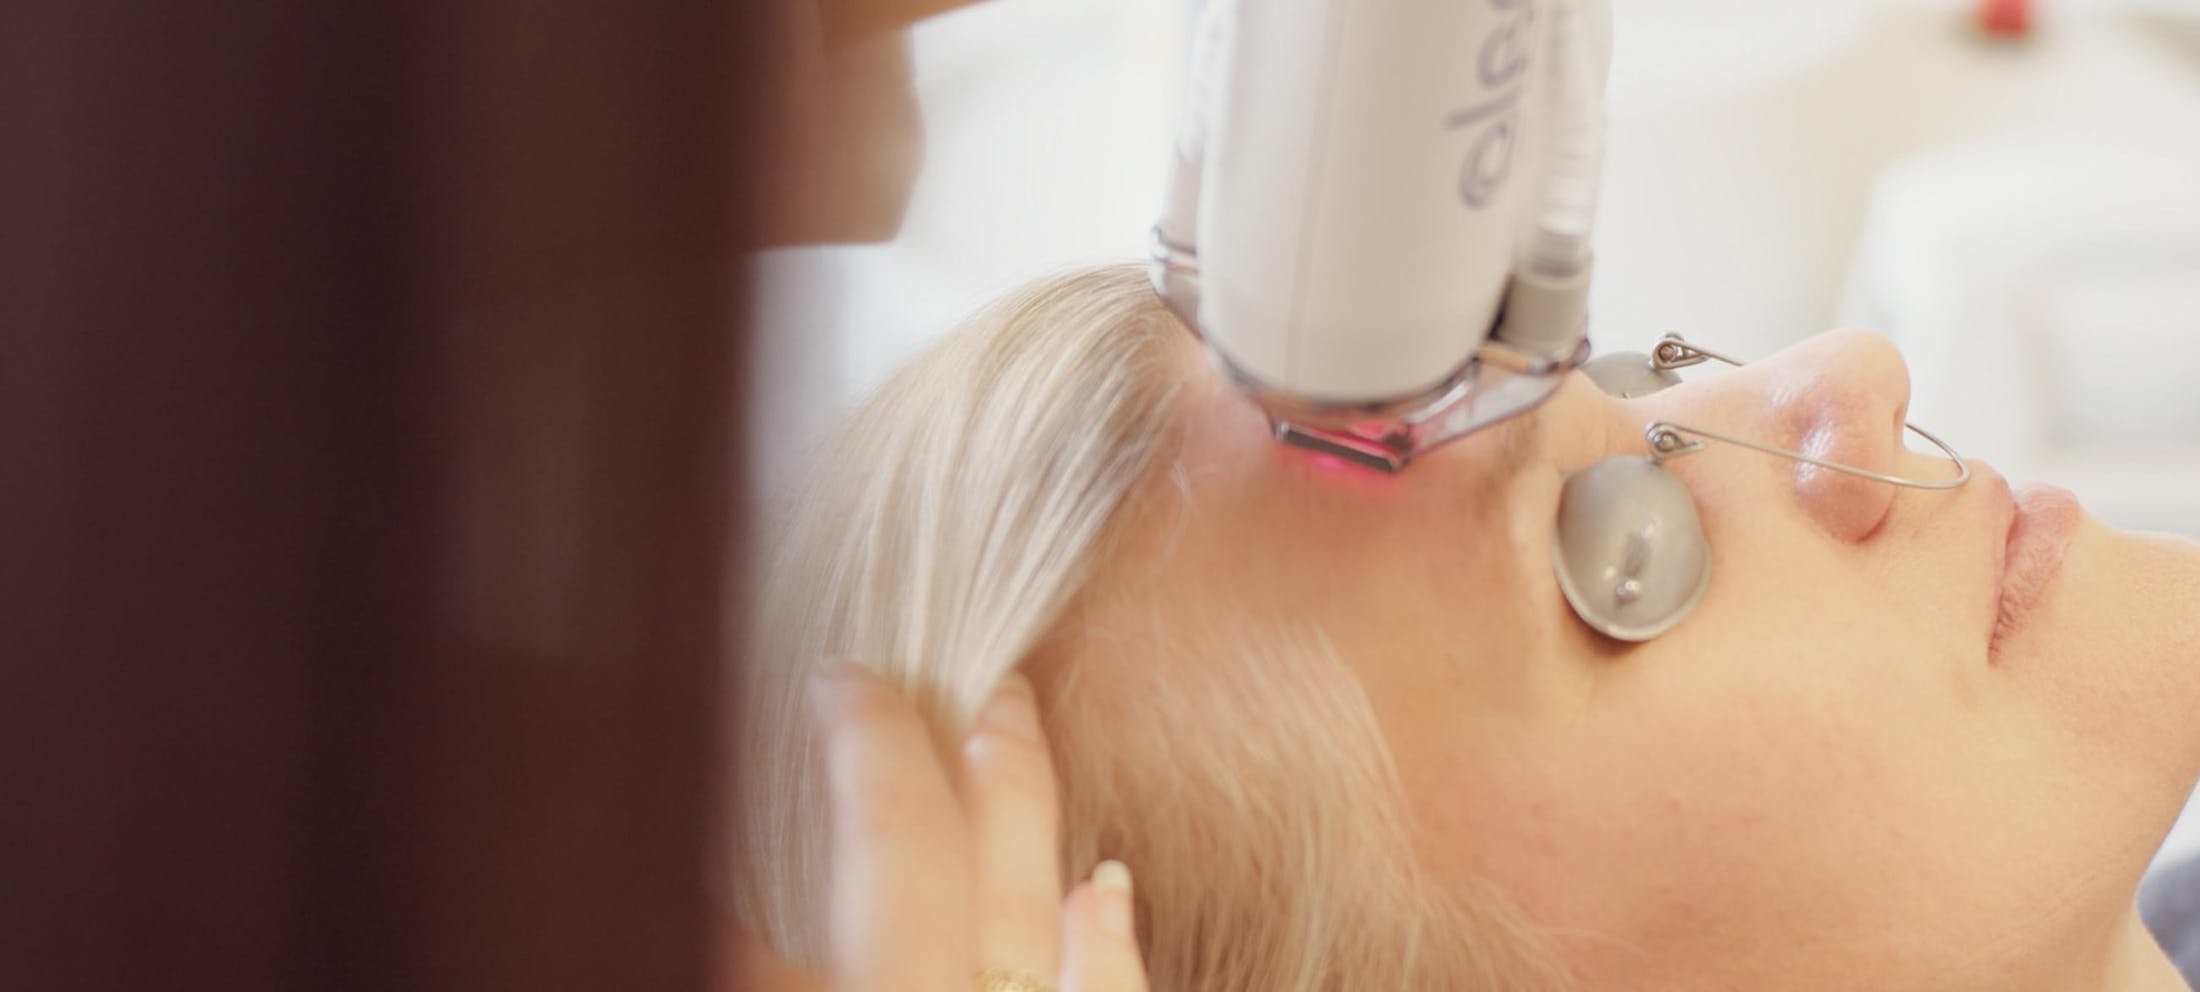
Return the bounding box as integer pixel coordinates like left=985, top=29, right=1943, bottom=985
left=1989, top=481, right=2082, bottom=660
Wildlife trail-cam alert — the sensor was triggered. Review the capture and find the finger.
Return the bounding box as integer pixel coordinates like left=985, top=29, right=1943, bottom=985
left=1058, top=861, right=1149, bottom=992
left=813, top=660, right=973, bottom=992
left=959, top=673, right=1065, bottom=979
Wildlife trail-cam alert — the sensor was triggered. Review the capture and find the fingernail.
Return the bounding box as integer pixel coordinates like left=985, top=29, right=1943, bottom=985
left=1091, top=860, right=1134, bottom=937
left=975, top=672, right=1042, bottom=744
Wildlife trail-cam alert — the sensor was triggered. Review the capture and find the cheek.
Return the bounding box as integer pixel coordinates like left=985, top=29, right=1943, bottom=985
left=1438, top=594, right=1987, bottom=951
left=1504, top=674, right=1917, bottom=917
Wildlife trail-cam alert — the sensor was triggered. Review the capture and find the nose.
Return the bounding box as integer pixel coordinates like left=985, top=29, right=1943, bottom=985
left=1663, top=329, right=1915, bottom=542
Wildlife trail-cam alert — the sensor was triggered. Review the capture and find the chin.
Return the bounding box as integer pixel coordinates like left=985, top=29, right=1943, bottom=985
left=2057, top=520, right=2200, bottom=796
left=2118, top=523, right=2200, bottom=623
left=2070, top=517, right=2200, bottom=638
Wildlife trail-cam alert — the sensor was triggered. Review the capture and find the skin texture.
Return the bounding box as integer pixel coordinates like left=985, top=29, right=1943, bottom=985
left=1093, top=327, right=2200, bottom=990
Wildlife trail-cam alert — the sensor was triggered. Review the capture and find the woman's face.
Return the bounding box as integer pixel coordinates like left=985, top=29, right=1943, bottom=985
left=1122, top=328, right=2200, bottom=989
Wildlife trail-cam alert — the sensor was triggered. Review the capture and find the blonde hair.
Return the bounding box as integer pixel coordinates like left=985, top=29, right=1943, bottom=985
left=733, top=263, right=1569, bottom=990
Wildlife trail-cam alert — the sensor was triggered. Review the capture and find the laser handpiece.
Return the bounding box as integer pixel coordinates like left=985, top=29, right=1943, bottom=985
left=1150, top=0, right=1613, bottom=472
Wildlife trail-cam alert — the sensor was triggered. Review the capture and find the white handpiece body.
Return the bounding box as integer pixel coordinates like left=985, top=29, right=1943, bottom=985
left=1156, top=0, right=1610, bottom=439
left=1206, top=0, right=1543, bottom=403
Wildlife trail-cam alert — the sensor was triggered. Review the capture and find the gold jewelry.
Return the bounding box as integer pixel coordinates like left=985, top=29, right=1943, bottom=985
left=975, top=968, right=1055, bottom=992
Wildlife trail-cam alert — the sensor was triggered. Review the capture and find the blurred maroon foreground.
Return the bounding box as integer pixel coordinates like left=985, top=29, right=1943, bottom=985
left=1, top=1, right=773, bottom=989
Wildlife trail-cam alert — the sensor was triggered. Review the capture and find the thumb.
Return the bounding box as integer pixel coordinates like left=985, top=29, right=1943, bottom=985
left=1057, top=861, right=1149, bottom=992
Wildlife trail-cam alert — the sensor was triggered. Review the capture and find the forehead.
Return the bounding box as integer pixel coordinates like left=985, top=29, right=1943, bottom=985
left=1077, top=352, right=1558, bottom=662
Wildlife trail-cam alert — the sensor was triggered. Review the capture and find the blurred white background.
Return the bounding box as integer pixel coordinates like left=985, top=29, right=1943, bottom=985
left=753, top=0, right=2200, bottom=861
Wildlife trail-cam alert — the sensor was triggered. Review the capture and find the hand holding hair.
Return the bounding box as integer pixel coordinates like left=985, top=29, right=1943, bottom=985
left=745, top=660, right=1148, bottom=992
